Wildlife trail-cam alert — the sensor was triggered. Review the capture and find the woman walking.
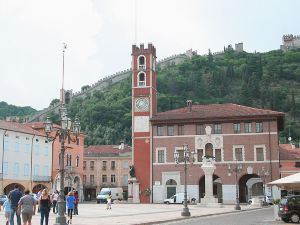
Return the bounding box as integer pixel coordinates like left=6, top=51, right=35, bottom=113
left=39, top=189, right=51, bottom=225
left=52, top=190, right=59, bottom=214
left=73, top=191, right=79, bottom=215
left=66, top=191, right=76, bottom=224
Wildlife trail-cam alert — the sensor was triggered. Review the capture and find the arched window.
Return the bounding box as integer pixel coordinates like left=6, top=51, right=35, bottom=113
left=166, top=179, right=177, bottom=185
left=66, top=154, right=69, bottom=166
left=138, top=72, right=146, bottom=86
left=138, top=55, right=146, bottom=70
left=205, top=143, right=213, bottom=158
left=69, top=155, right=72, bottom=166
left=76, top=156, right=79, bottom=167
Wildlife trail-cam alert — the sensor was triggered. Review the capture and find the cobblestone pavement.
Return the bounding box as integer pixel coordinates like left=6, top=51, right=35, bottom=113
left=1, top=203, right=265, bottom=225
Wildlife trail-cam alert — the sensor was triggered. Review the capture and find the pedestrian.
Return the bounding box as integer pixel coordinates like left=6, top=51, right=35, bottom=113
left=52, top=190, right=59, bottom=214
left=66, top=191, right=76, bottom=224
left=39, top=189, right=51, bottom=225
left=8, top=184, right=23, bottom=225
left=106, top=193, right=112, bottom=210
left=18, top=190, right=36, bottom=225
left=2, top=198, right=11, bottom=225
left=36, top=188, right=42, bottom=213
left=73, top=191, right=79, bottom=215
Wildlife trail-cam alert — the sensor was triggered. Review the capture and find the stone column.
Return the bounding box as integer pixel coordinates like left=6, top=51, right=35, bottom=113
left=128, top=177, right=140, bottom=203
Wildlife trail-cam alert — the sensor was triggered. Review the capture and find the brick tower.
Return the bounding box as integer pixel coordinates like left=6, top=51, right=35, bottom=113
left=131, top=43, right=156, bottom=203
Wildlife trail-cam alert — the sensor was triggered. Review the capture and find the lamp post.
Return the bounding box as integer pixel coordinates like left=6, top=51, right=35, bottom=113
left=227, top=160, right=242, bottom=210
left=258, top=166, right=270, bottom=206
left=174, top=143, right=196, bottom=217
left=44, top=107, right=80, bottom=225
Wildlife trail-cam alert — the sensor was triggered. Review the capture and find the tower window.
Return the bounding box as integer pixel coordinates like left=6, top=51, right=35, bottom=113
left=138, top=56, right=146, bottom=70
left=138, top=72, right=146, bottom=86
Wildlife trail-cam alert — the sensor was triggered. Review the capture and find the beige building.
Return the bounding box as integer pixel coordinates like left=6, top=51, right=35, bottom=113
left=83, top=143, right=131, bottom=201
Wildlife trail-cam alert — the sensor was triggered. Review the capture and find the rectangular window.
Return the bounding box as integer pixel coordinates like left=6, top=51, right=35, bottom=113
left=123, top=161, right=128, bottom=169
left=3, top=162, right=8, bottom=175
left=256, top=147, right=264, bottom=161
left=235, top=148, right=243, bottom=161
left=24, top=164, right=29, bottom=176
left=233, top=123, right=241, bottom=134
left=215, top=149, right=222, bottom=162
left=178, top=125, right=184, bottom=136
left=245, top=122, right=252, bottom=133
left=34, top=144, right=39, bottom=155
left=83, top=175, right=86, bottom=184
left=214, top=124, right=222, bottom=134
left=33, top=164, right=39, bottom=176
left=157, top=149, right=165, bottom=163
left=295, top=162, right=300, bottom=168
left=24, top=144, right=30, bottom=153
left=4, top=141, right=9, bottom=151
left=167, top=126, right=174, bottom=136
left=197, top=149, right=203, bottom=162
left=196, top=124, right=205, bottom=135
left=111, top=174, right=116, bottom=183
left=83, top=161, right=86, bottom=170
left=256, top=122, right=263, bottom=133
left=111, top=161, right=116, bottom=170
left=14, top=142, right=20, bottom=152
left=90, top=175, right=94, bottom=184
left=123, top=175, right=128, bottom=186
left=44, top=146, right=49, bottom=156
left=157, top=126, right=163, bottom=136
left=90, top=161, right=94, bottom=170
left=102, top=161, right=107, bottom=170
left=43, top=165, right=48, bottom=176
left=13, top=163, right=19, bottom=177
left=102, top=175, right=107, bottom=183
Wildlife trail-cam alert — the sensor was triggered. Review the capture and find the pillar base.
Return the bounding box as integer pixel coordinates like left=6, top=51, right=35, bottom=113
left=181, top=207, right=191, bottom=217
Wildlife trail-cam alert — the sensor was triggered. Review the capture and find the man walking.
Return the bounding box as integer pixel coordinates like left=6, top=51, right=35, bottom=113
left=18, top=190, right=36, bottom=225
left=9, top=184, right=23, bottom=225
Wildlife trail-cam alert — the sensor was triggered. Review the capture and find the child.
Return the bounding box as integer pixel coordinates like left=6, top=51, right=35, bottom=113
left=106, top=193, right=112, bottom=210
left=3, top=199, right=11, bottom=225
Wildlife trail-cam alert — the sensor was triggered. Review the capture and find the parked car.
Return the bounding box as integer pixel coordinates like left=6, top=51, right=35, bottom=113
left=278, top=195, right=300, bottom=223
left=0, top=195, right=8, bottom=205
left=164, top=193, right=190, bottom=204
left=96, top=188, right=123, bottom=204
left=248, top=195, right=273, bottom=205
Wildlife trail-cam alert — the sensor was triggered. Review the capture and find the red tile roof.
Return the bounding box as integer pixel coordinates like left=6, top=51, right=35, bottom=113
left=279, top=144, right=300, bottom=160
left=151, top=103, right=284, bottom=125
left=84, top=145, right=132, bottom=156
left=0, top=120, right=45, bottom=136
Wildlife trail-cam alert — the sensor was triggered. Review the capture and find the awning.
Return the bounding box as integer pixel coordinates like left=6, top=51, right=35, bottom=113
left=267, top=172, right=300, bottom=190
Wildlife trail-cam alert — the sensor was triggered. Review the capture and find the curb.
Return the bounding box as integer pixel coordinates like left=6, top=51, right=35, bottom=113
left=138, top=206, right=269, bottom=225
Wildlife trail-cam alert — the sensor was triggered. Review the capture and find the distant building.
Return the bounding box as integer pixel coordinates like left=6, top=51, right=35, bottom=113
left=280, top=34, right=300, bottom=51
left=83, top=144, right=131, bottom=201
left=0, top=120, right=52, bottom=194
left=235, top=43, right=244, bottom=52
left=279, top=144, right=300, bottom=178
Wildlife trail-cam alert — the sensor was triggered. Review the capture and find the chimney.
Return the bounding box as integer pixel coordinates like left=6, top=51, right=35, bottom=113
left=119, top=141, right=125, bottom=150
left=186, top=100, right=192, bottom=112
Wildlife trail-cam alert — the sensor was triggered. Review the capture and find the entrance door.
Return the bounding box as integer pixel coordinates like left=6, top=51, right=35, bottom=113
left=167, top=187, right=176, bottom=198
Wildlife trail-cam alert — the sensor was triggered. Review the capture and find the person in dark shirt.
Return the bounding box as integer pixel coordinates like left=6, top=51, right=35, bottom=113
left=9, top=184, right=23, bottom=225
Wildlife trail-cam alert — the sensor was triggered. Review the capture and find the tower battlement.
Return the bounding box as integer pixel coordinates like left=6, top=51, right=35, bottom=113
left=281, top=34, right=300, bottom=51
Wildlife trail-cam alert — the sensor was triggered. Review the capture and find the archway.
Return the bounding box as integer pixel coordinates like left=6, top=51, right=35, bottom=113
left=238, top=174, right=260, bottom=203
left=32, top=184, right=47, bottom=193
left=199, top=175, right=223, bottom=203
left=166, top=179, right=177, bottom=198
left=4, top=183, right=25, bottom=194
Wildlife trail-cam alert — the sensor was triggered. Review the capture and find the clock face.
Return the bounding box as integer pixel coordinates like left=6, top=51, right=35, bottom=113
left=135, top=98, right=149, bottom=111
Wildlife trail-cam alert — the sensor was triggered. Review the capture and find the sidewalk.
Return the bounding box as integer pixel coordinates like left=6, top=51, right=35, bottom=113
left=1, top=203, right=263, bottom=225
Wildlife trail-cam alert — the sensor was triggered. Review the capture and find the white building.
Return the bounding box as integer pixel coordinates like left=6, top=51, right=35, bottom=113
left=0, top=120, right=52, bottom=194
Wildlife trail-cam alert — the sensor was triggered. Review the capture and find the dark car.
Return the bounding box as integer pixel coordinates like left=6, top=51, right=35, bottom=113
left=278, top=195, right=300, bottom=223
left=0, top=195, right=8, bottom=205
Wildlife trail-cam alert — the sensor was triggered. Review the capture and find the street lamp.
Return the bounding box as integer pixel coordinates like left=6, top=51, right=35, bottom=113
left=227, top=160, right=242, bottom=210
left=44, top=110, right=80, bottom=225
left=258, top=166, right=270, bottom=206
left=174, top=143, right=196, bottom=217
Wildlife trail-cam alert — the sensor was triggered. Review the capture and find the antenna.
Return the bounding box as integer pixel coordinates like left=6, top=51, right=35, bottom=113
left=61, top=43, right=67, bottom=104
left=134, top=0, right=137, bottom=44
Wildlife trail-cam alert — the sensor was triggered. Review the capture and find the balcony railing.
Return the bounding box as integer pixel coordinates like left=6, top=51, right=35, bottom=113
left=83, top=182, right=97, bottom=187
left=65, top=166, right=76, bottom=173
left=32, top=175, right=51, bottom=182
left=102, top=166, right=107, bottom=171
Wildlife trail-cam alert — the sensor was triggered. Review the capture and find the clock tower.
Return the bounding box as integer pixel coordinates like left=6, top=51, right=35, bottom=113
left=132, top=43, right=156, bottom=203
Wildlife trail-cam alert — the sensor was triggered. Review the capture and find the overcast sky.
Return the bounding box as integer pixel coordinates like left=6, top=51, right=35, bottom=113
left=0, top=0, right=299, bottom=110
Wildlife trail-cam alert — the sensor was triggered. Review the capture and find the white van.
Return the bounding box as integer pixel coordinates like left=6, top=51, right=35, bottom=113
left=96, top=188, right=123, bottom=203
left=163, top=193, right=190, bottom=204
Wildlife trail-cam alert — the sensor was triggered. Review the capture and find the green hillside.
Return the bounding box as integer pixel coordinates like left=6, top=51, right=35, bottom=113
left=57, top=48, right=300, bottom=146
left=0, top=101, right=36, bottom=121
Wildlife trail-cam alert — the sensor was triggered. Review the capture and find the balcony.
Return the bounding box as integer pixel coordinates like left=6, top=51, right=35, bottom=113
left=83, top=182, right=97, bottom=188
left=111, top=166, right=115, bottom=170
left=65, top=166, right=76, bottom=173
left=102, top=166, right=107, bottom=171
left=32, top=175, right=51, bottom=182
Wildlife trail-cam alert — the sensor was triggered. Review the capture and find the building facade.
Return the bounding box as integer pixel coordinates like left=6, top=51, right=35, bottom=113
left=131, top=43, right=285, bottom=203
left=0, top=120, right=52, bottom=194
left=279, top=144, right=300, bottom=178
left=280, top=34, right=300, bottom=51
left=83, top=144, right=131, bottom=201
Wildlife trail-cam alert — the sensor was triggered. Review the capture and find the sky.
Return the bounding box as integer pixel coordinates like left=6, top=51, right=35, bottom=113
left=0, top=0, right=299, bottom=110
